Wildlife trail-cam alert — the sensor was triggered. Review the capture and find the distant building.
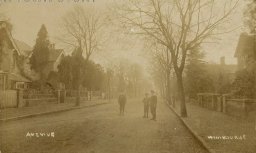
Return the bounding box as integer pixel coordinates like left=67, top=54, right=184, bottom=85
left=41, top=44, right=64, bottom=78
left=44, top=44, right=64, bottom=89
left=0, top=21, right=31, bottom=90
left=234, top=33, right=256, bottom=70
left=233, top=33, right=256, bottom=98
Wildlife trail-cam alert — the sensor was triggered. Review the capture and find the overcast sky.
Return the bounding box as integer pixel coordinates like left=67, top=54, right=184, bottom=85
left=0, top=0, right=245, bottom=65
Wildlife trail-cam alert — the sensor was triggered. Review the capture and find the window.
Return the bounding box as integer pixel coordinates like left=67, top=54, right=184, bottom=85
left=16, top=82, right=25, bottom=89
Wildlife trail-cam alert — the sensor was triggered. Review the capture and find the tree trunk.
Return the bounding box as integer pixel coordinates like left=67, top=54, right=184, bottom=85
left=166, top=69, right=171, bottom=104
left=76, top=88, right=80, bottom=106
left=176, top=71, right=187, bottom=117
left=108, top=77, right=111, bottom=102
left=76, top=67, right=81, bottom=106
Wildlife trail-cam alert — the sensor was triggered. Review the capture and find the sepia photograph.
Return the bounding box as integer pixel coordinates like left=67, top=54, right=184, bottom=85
left=0, top=0, right=255, bottom=153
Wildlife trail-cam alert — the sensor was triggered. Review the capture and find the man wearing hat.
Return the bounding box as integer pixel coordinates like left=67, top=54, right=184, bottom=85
left=118, top=91, right=127, bottom=116
left=150, top=90, right=157, bottom=120
left=142, top=93, right=150, bottom=118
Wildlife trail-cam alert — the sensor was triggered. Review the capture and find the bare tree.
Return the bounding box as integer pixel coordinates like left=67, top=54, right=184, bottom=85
left=115, top=0, right=238, bottom=117
left=60, top=5, right=105, bottom=105
left=61, top=5, right=104, bottom=61
left=148, top=40, right=172, bottom=103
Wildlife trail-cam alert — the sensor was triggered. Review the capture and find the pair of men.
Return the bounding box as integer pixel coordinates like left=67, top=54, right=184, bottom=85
left=143, top=90, right=157, bottom=121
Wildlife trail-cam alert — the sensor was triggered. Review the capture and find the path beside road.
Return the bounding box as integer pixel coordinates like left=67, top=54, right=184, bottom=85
left=0, top=99, right=110, bottom=122
left=169, top=101, right=256, bottom=153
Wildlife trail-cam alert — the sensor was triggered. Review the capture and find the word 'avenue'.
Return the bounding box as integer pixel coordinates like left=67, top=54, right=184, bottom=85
left=26, top=132, right=55, bottom=138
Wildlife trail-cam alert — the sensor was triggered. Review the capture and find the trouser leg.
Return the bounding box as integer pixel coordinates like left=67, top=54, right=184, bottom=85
left=119, top=104, right=122, bottom=114
left=153, top=105, right=156, bottom=119
left=150, top=105, right=154, bottom=117
left=121, top=102, right=125, bottom=114
left=144, top=104, right=146, bottom=117
left=146, top=105, right=149, bottom=117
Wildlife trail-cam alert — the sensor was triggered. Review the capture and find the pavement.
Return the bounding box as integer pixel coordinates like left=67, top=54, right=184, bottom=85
left=0, top=99, right=209, bottom=153
left=168, top=101, right=256, bottom=153
left=0, top=99, right=110, bottom=122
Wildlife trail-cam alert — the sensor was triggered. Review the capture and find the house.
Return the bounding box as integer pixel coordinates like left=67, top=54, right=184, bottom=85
left=42, top=44, right=64, bottom=77
left=14, top=39, right=33, bottom=58
left=234, top=33, right=256, bottom=70
left=205, top=57, right=237, bottom=94
left=0, top=20, right=31, bottom=90
left=41, top=44, right=64, bottom=89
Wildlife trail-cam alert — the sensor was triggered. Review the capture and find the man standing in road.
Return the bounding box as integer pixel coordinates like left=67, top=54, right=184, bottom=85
left=150, top=90, right=157, bottom=121
left=142, top=93, right=150, bottom=118
left=118, top=91, right=127, bottom=116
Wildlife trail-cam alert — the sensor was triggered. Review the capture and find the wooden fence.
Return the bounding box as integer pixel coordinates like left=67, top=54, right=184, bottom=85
left=0, top=90, right=17, bottom=108
left=0, top=89, right=104, bottom=109
left=23, top=89, right=58, bottom=107
left=197, top=93, right=256, bottom=117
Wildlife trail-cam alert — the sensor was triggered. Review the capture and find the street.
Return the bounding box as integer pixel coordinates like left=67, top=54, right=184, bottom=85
left=0, top=99, right=208, bottom=153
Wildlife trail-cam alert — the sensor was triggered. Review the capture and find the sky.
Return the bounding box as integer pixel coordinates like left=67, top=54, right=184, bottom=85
left=0, top=0, right=246, bottom=66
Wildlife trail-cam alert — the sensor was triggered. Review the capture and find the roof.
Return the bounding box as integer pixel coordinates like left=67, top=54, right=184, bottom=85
left=0, top=72, right=31, bottom=82
left=205, top=63, right=237, bottom=75
left=234, top=33, right=256, bottom=57
left=49, top=49, right=64, bottom=62
left=0, top=21, right=21, bottom=55
left=8, top=73, right=31, bottom=82
left=14, top=39, right=32, bottom=51
left=14, top=39, right=32, bottom=57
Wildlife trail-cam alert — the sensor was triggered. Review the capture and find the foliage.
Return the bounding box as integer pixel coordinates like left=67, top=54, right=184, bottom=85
left=244, top=0, right=256, bottom=33
left=58, top=49, right=105, bottom=91
left=232, top=65, right=256, bottom=98
left=57, top=55, right=74, bottom=89
left=81, top=61, right=105, bottom=90
left=185, top=49, right=214, bottom=98
left=231, top=0, right=256, bottom=98
left=29, top=24, right=50, bottom=79
left=0, top=21, right=13, bottom=64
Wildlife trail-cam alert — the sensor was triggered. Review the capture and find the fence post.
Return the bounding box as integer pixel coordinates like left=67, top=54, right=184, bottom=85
left=17, top=89, right=24, bottom=108
left=223, top=95, right=226, bottom=113
left=57, top=90, right=61, bottom=104
left=211, top=95, right=214, bottom=110
left=76, top=90, right=80, bottom=106
left=60, top=90, right=66, bottom=103
left=243, top=99, right=248, bottom=117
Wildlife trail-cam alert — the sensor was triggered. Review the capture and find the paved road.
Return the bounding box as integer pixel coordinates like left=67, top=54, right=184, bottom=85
left=0, top=99, right=209, bottom=153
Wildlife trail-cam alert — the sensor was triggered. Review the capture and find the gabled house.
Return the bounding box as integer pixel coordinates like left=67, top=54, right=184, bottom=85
left=0, top=20, right=31, bottom=90
left=42, top=44, right=64, bottom=78
left=233, top=33, right=256, bottom=98
left=234, top=33, right=256, bottom=70
left=37, top=44, right=65, bottom=89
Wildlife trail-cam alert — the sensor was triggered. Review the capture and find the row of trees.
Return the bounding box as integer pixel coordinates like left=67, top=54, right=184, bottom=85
left=28, top=5, right=150, bottom=102
left=115, top=0, right=238, bottom=117
left=28, top=23, right=106, bottom=105
left=28, top=5, right=105, bottom=98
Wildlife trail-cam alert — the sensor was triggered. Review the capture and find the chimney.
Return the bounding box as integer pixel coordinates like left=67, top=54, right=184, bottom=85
left=50, top=43, right=55, bottom=49
left=220, top=56, right=225, bottom=65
